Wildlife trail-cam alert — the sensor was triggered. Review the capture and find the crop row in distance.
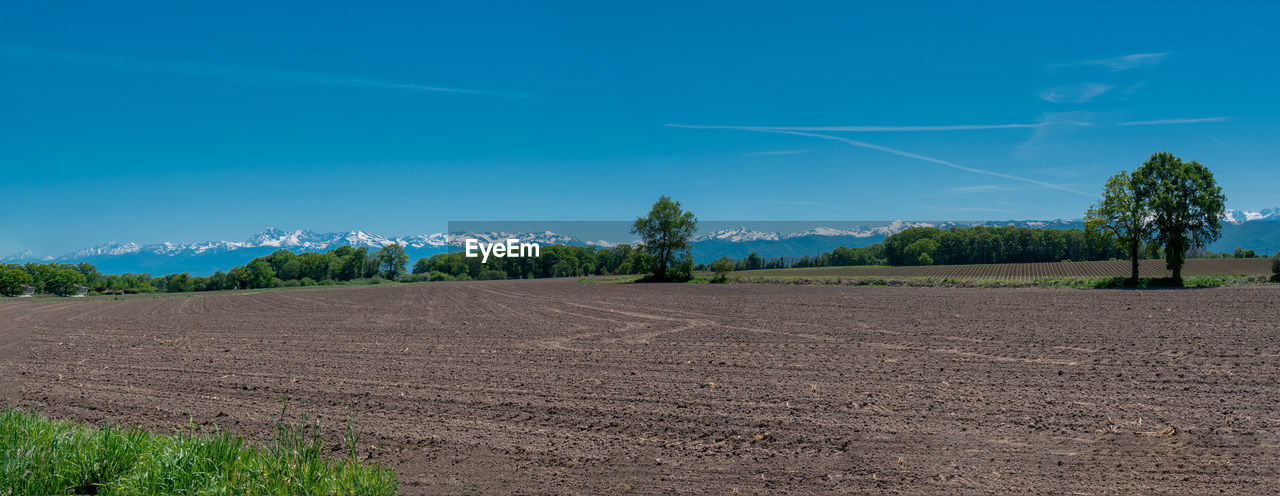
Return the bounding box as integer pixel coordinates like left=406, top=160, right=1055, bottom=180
left=735, top=258, right=1272, bottom=282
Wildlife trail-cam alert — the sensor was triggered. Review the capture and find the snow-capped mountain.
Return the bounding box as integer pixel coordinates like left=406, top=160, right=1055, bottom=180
left=452, top=230, right=582, bottom=246
left=1, top=228, right=453, bottom=275
left=52, top=228, right=449, bottom=262
left=693, top=228, right=782, bottom=242
left=1223, top=208, right=1280, bottom=224
left=0, top=249, right=53, bottom=263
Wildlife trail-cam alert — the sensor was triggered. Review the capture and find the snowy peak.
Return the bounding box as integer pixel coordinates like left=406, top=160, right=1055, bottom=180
left=0, top=249, right=53, bottom=263
left=70, top=242, right=142, bottom=258
left=400, top=233, right=449, bottom=249
left=7, top=228, right=451, bottom=262
left=452, top=230, right=581, bottom=246
left=693, top=228, right=781, bottom=242
left=1224, top=208, right=1280, bottom=224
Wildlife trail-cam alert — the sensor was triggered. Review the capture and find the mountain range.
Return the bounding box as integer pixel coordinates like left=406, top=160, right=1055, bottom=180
left=5, top=209, right=1278, bottom=275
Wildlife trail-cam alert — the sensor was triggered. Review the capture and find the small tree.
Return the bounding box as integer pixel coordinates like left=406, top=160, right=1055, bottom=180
left=376, top=244, right=409, bottom=280
left=710, top=256, right=734, bottom=282
left=1133, top=152, right=1226, bottom=285
left=1272, top=253, right=1280, bottom=282
left=1085, top=170, right=1152, bottom=284
left=917, top=252, right=934, bottom=266
left=631, top=195, right=698, bottom=282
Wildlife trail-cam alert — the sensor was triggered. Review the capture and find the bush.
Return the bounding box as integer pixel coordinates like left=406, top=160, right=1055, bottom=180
left=1272, top=253, right=1280, bottom=282
left=300, top=277, right=316, bottom=287
left=478, top=269, right=507, bottom=281
left=669, top=256, right=695, bottom=282
left=428, top=271, right=454, bottom=282
left=709, top=257, right=734, bottom=283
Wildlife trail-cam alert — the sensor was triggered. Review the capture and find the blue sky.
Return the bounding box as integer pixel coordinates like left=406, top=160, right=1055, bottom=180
left=2, top=1, right=1277, bottom=256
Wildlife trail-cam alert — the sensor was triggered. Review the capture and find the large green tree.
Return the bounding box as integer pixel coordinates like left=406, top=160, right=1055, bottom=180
left=376, top=243, right=409, bottom=280
left=1133, top=152, right=1226, bottom=284
left=42, top=266, right=85, bottom=296
left=0, top=266, right=33, bottom=296
left=1085, top=170, right=1152, bottom=283
left=631, top=195, right=698, bottom=282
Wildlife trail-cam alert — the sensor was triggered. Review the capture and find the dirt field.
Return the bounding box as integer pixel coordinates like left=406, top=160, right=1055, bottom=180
left=3, top=280, right=1280, bottom=494
left=741, top=257, right=1273, bottom=281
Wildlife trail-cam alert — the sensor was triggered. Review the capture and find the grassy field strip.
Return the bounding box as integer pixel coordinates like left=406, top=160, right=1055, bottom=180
left=0, top=406, right=397, bottom=495
left=735, top=258, right=1271, bottom=282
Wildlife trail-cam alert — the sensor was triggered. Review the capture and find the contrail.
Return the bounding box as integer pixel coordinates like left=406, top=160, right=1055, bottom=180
left=1116, top=117, right=1231, bottom=126
left=0, top=44, right=519, bottom=97
left=670, top=124, right=1094, bottom=197
left=666, top=123, right=1043, bottom=132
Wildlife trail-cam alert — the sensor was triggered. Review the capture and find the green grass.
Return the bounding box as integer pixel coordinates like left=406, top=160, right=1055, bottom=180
left=0, top=405, right=397, bottom=495
left=720, top=274, right=1272, bottom=289
left=578, top=275, right=644, bottom=283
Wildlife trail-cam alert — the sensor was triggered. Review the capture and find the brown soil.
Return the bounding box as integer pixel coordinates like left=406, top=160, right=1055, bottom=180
left=3, top=280, right=1279, bottom=494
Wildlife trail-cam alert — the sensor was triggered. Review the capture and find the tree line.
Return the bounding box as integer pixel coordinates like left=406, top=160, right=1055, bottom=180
left=700, top=226, right=1261, bottom=273
left=0, top=244, right=412, bottom=296
left=411, top=244, right=648, bottom=281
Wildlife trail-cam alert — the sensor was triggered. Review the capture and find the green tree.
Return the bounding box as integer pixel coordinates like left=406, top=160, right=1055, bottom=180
left=1133, top=152, right=1226, bottom=284
left=166, top=273, right=195, bottom=293
left=1271, top=253, right=1280, bottom=282
left=265, top=249, right=296, bottom=275
left=1085, top=170, right=1152, bottom=284
left=903, top=239, right=937, bottom=266
left=204, top=270, right=228, bottom=291
left=412, top=257, right=431, bottom=275
left=630, top=195, right=698, bottom=282
left=710, top=256, right=734, bottom=282
left=43, top=266, right=85, bottom=296
left=278, top=259, right=302, bottom=280
left=376, top=244, right=409, bottom=280
left=75, top=262, right=102, bottom=288
left=0, top=266, right=33, bottom=296
left=244, top=259, right=275, bottom=289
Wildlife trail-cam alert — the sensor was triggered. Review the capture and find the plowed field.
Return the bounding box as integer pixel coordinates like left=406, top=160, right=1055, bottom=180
left=3, top=280, right=1279, bottom=494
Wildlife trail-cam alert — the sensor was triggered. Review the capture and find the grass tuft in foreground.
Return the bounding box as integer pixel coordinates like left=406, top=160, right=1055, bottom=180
left=0, top=405, right=396, bottom=495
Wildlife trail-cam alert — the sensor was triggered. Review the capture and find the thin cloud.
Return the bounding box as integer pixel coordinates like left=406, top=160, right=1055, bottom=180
left=1039, top=83, right=1112, bottom=103
left=1016, top=112, right=1094, bottom=159
left=1116, top=116, right=1232, bottom=126
left=1208, top=135, right=1228, bottom=147
left=744, top=149, right=812, bottom=156
left=676, top=125, right=1093, bottom=197
left=0, top=44, right=516, bottom=97
left=670, top=123, right=1043, bottom=132
left=1050, top=52, right=1170, bottom=71
left=919, top=183, right=1071, bottom=199
left=948, top=185, right=1001, bottom=193
left=935, top=207, right=1016, bottom=213
left=775, top=201, right=820, bottom=205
